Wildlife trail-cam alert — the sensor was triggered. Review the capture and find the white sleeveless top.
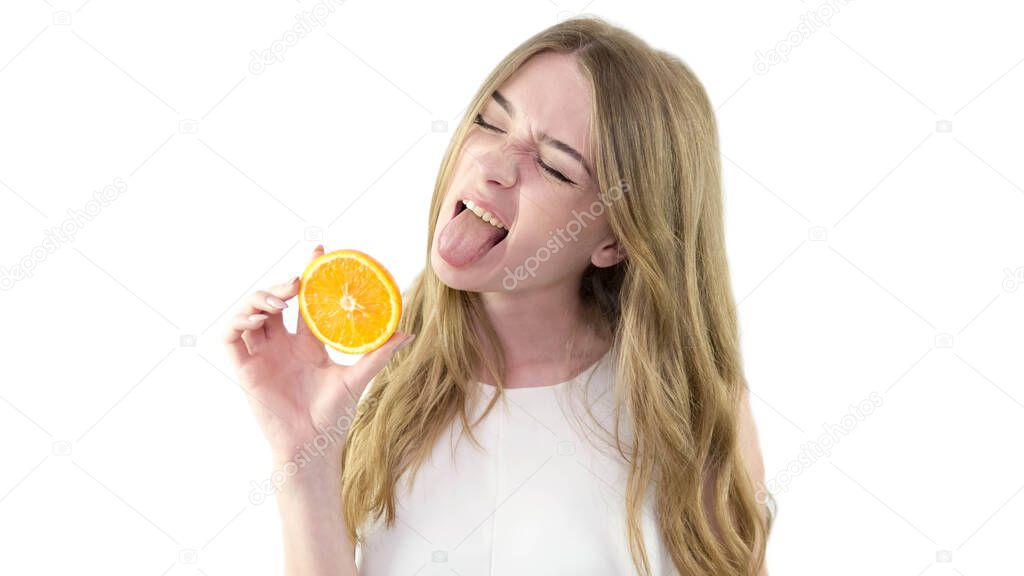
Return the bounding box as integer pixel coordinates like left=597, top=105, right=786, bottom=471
left=355, top=350, right=677, bottom=575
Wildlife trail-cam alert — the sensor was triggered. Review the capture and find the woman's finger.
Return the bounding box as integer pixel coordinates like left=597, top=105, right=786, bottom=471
left=240, top=313, right=269, bottom=354
left=224, top=312, right=269, bottom=363
left=224, top=273, right=303, bottom=363
left=340, top=331, right=414, bottom=404
left=245, top=288, right=290, bottom=315
left=255, top=279, right=300, bottom=340
left=224, top=289, right=284, bottom=359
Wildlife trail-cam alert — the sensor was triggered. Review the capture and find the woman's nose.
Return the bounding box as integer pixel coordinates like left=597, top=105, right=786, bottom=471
left=472, top=141, right=518, bottom=188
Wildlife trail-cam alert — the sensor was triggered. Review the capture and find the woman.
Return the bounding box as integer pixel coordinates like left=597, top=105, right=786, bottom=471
left=224, top=15, right=774, bottom=576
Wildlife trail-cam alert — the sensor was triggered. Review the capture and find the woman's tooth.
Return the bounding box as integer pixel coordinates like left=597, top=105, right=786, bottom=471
left=462, top=200, right=505, bottom=229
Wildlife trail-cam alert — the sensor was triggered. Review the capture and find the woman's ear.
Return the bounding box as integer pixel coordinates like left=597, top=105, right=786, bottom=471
left=591, top=236, right=625, bottom=268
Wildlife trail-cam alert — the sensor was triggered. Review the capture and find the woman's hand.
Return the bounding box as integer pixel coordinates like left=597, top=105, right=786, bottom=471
left=222, top=244, right=413, bottom=465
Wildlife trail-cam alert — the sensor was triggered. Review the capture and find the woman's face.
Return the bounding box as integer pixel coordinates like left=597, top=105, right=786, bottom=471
left=431, top=51, right=622, bottom=293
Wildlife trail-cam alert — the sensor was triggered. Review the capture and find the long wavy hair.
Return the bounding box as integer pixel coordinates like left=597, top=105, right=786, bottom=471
left=340, top=15, right=775, bottom=576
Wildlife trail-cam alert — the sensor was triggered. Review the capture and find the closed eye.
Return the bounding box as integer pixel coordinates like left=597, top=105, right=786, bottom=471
left=473, top=113, right=577, bottom=186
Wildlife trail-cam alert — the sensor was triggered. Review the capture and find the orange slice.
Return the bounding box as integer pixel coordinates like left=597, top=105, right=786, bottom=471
left=298, top=249, right=402, bottom=354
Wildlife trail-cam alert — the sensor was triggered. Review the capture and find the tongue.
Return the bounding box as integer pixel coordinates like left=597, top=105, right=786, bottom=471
left=438, top=209, right=507, bottom=267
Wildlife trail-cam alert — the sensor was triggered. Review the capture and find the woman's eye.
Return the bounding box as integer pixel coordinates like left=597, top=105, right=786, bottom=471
left=473, top=113, right=502, bottom=132
left=537, top=157, right=575, bottom=185
left=474, top=113, right=576, bottom=186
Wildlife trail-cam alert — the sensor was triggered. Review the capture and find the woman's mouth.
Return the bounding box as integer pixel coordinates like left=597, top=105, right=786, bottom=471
left=437, top=199, right=510, bottom=267
left=453, top=199, right=509, bottom=242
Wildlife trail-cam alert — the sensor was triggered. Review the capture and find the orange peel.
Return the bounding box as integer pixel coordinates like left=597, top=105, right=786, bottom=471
left=298, top=249, right=402, bottom=354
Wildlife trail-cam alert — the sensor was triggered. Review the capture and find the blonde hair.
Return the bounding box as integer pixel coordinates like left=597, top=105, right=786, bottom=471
left=341, top=15, right=775, bottom=575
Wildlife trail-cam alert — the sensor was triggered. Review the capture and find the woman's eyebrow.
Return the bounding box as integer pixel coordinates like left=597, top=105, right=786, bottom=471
left=492, top=90, right=592, bottom=178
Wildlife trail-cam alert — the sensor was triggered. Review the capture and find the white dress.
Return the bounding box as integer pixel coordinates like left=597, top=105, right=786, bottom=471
left=355, top=350, right=676, bottom=575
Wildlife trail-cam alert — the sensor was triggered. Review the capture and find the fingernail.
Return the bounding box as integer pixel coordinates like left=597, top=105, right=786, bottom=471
left=248, top=314, right=268, bottom=322
left=266, top=295, right=287, bottom=309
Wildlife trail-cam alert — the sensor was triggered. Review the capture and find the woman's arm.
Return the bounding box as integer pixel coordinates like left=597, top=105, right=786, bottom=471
left=702, top=385, right=771, bottom=576
left=222, top=244, right=414, bottom=576
left=276, top=455, right=357, bottom=575
left=737, top=386, right=770, bottom=576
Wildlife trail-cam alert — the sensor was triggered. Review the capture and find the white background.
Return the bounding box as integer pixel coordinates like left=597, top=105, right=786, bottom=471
left=1, top=1, right=1022, bottom=574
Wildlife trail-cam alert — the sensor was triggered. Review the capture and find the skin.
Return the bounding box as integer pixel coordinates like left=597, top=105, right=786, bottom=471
left=431, top=50, right=771, bottom=573
left=224, top=51, right=770, bottom=576
left=222, top=243, right=412, bottom=575
left=431, top=51, right=625, bottom=388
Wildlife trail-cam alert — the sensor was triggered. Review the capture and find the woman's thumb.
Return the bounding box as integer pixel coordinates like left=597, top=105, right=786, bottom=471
left=345, top=332, right=415, bottom=397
